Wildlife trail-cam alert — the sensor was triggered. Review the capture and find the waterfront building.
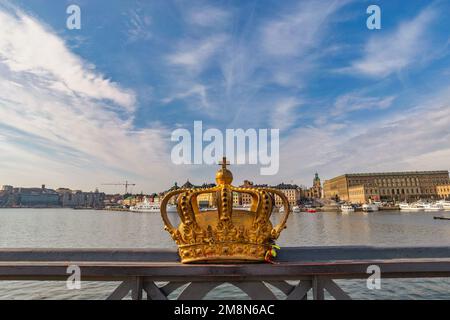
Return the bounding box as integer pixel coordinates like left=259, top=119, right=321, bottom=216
left=233, top=190, right=241, bottom=206
left=197, top=192, right=217, bottom=208
left=323, top=171, right=450, bottom=202
left=437, top=184, right=450, bottom=199
left=239, top=180, right=255, bottom=206
left=122, top=196, right=140, bottom=207
left=273, top=183, right=301, bottom=207
left=348, top=184, right=380, bottom=204
left=162, top=181, right=217, bottom=207
left=16, top=185, right=60, bottom=207
left=2, top=185, right=13, bottom=192
left=232, top=180, right=302, bottom=208
left=303, top=173, right=323, bottom=199
left=57, top=188, right=105, bottom=208
left=103, top=194, right=124, bottom=207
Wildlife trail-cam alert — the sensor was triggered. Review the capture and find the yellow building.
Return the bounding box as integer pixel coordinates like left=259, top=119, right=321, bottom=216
left=197, top=192, right=217, bottom=208
left=437, top=184, right=450, bottom=199
left=273, top=183, right=301, bottom=207
left=303, top=173, right=322, bottom=199
left=348, top=185, right=380, bottom=204
left=324, top=171, right=450, bottom=202
left=234, top=181, right=300, bottom=208
left=239, top=180, right=254, bottom=206
left=233, top=191, right=241, bottom=206
left=122, top=196, right=140, bottom=207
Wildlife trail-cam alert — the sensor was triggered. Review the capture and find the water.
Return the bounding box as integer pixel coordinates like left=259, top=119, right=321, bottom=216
left=0, top=208, right=449, bottom=299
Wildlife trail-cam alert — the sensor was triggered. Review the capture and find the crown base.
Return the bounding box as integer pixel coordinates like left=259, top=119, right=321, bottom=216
left=178, top=242, right=271, bottom=264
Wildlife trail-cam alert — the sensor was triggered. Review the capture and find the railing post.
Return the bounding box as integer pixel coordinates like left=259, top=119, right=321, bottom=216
left=131, top=277, right=144, bottom=300
left=312, top=276, right=325, bottom=300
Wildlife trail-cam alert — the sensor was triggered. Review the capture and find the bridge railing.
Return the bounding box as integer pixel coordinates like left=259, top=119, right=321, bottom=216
left=0, top=246, right=449, bottom=300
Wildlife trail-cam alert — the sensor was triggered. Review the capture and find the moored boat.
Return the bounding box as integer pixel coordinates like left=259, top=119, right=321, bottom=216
left=423, top=203, right=444, bottom=212
left=130, top=197, right=177, bottom=213
left=340, top=204, right=354, bottom=213
left=399, top=202, right=425, bottom=212
left=362, top=203, right=379, bottom=212
left=436, top=200, right=450, bottom=211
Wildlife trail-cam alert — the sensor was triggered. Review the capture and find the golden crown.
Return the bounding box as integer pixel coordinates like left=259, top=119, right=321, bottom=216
left=161, top=157, right=291, bottom=263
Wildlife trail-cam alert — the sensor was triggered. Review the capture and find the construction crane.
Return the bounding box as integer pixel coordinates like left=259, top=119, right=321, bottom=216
left=102, top=181, right=136, bottom=195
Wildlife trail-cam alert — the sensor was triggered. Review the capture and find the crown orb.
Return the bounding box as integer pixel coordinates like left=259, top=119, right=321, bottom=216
left=216, top=168, right=233, bottom=185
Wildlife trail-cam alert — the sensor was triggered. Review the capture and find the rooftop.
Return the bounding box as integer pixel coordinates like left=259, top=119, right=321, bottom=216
left=326, top=170, right=450, bottom=182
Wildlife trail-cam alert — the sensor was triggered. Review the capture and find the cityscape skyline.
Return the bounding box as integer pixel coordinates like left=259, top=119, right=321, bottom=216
left=1, top=0, right=450, bottom=194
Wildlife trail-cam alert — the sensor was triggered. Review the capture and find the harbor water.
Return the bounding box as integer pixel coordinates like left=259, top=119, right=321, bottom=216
left=0, top=208, right=449, bottom=299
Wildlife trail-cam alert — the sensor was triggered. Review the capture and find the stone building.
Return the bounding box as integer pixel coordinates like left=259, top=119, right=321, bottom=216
left=57, top=188, right=105, bottom=208
left=303, top=173, right=322, bottom=199
left=232, top=180, right=301, bottom=208
left=348, top=184, right=380, bottom=204
left=437, top=184, right=450, bottom=199
left=12, top=185, right=60, bottom=207
left=324, top=171, right=450, bottom=202
left=233, top=180, right=255, bottom=207
left=273, top=183, right=301, bottom=207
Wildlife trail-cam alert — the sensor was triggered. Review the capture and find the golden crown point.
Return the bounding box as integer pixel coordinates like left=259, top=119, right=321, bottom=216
left=161, top=157, right=291, bottom=264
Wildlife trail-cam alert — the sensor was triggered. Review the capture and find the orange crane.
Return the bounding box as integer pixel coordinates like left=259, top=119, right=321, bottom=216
left=102, top=181, right=136, bottom=195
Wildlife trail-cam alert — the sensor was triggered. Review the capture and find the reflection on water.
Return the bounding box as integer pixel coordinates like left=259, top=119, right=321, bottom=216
left=0, top=209, right=449, bottom=299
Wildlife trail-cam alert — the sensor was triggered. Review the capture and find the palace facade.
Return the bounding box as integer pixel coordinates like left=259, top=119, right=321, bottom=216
left=437, top=184, right=450, bottom=199
left=323, top=171, right=450, bottom=202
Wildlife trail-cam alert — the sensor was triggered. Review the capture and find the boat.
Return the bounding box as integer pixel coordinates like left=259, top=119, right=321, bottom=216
left=129, top=197, right=177, bottom=213
left=362, top=203, right=379, bottom=212
left=399, top=202, right=425, bottom=212
left=293, top=206, right=301, bottom=213
left=340, top=204, right=355, bottom=213
left=423, top=203, right=444, bottom=212
left=306, top=208, right=317, bottom=213
left=436, top=200, right=450, bottom=211
left=434, top=216, right=450, bottom=221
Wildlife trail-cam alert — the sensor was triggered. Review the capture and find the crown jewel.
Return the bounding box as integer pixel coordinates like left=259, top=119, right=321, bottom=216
left=161, top=157, right=291, bottom=263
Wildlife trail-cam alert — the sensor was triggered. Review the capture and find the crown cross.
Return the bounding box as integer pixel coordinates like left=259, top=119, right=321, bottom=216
left=219, top=156, right=230, bottom=170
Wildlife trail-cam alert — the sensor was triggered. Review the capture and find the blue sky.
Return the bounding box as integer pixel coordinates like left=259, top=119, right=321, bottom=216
left=0, top=0, right=450, bottom=193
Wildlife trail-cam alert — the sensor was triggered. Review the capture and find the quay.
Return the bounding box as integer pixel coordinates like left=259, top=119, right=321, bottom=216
left=0, top=246, right=449, bottom=300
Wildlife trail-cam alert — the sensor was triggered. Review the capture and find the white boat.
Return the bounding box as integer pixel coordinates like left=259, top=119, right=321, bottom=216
left=399, top=202, right=425, bottom=211
left=422, top=203, right=444, bottom=212
left=278, top=206, right=294, bottom=213
left=436, top=200, right=450, bottom=211
left=362, top=203, right=379, bottom=212
left=293, top=206, right=301, bottom=213
left=200, top=207, right=217, bottom=212
left=130, top=197, right=177, bottom=213
left=340, top=204, right=354, bottom=213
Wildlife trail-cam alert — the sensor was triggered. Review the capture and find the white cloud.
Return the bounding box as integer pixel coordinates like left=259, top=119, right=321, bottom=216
left=0, top=9, right=136, bottom=110
left=162, top=84, right=209, bottom=109
left=350, top=7, right=436, bottom=78
left=0, top=5, right=185, bottom=192
left=126, top=8, right=152, bottom=42
left=166, top=35, right=228, bottom=73
left=271, top=98, right=301, bottom=130
left=261, top=0, right=349, bottom=57
left=333, top=94, right=396, bottom=116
